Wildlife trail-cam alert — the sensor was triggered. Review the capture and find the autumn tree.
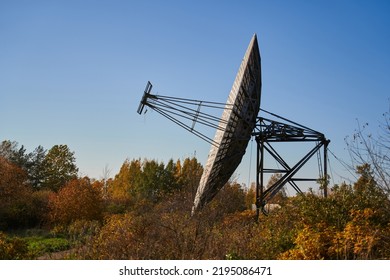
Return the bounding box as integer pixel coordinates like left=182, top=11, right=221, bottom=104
left=42, top=144, right=78, bottom=191
left=177, top=157, right=203, bottom=199
left=100, top=164, right=111, bottom=199
left=48, top=177, right=103, bottom=227
left=109, top=159, right=142, bottom=201
left=211, top=182, right=246, bottom=215
left=0, top=157, right=33, bottom=229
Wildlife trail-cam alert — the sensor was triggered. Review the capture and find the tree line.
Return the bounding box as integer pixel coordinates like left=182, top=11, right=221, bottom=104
left=1, top=133, right=390, bottom=259
left=0, top=141, right=79, bottom=229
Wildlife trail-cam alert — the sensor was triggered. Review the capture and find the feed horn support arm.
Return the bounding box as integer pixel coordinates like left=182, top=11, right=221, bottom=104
left=137, top=81, right=233, bottom=147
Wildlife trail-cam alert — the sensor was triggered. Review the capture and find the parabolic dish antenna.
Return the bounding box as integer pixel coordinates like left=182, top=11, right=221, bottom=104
left=192, top=34, right=262, bottom=213
left=137, top=34, right=329, bottom=218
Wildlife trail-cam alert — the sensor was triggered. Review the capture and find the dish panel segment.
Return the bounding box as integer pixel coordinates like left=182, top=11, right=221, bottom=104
left=193, top=34, right=262, bottom=213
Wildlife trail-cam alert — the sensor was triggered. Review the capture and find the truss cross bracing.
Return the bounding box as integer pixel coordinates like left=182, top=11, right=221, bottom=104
left=253, top=109, right=330, bottom=216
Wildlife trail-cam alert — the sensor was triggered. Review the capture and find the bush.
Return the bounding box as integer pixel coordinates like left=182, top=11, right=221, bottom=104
left=48, top=177, right=103, bottom=227
left=27, top=237, right=70, bottom=257
left=0, top=232, right=29, bottom=259
left=277, top=169, right=390, bottom=260
left=67, top=219, right=101, bottom=244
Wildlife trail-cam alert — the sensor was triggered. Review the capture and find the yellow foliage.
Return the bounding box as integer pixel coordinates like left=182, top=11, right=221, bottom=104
left=279, top=223, right=335, bottom=260
left=88, top=214, right=136, bottom=259
left=280, top=208, right=388, bottom=260
left=329, top=209, right=381, bottom=259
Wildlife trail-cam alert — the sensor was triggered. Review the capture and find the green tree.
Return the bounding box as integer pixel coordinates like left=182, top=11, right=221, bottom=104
left=42, top=145, right=78, bottom=191
left=110, top=158, right=189, bottom=204
left=0, top=140, right=48, bottom=188
left=28, top=145, right=46, bottom=189
left=138, top=160, right=168, bottom=201
left=0, top=140, right=31, bottom=175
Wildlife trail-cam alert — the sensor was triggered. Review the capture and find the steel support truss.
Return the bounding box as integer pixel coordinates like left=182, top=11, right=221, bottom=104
left=253, top=109, right=330, bottom=217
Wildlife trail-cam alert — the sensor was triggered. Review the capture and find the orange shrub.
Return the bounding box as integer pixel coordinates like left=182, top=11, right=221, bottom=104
left=0, top=157, right=34, bottom=229
left=48, top=177, right=103, bottom=227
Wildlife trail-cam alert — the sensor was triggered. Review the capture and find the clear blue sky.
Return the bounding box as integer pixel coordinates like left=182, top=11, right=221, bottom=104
left=1, top=0, right=389, bottom=188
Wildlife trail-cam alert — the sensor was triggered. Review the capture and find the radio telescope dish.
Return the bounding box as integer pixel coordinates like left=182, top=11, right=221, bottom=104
left=192, top=34, right=262, bottom=214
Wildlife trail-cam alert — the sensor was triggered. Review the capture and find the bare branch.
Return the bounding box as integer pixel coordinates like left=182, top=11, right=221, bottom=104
left=345, top=103, right=390, bottom=194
